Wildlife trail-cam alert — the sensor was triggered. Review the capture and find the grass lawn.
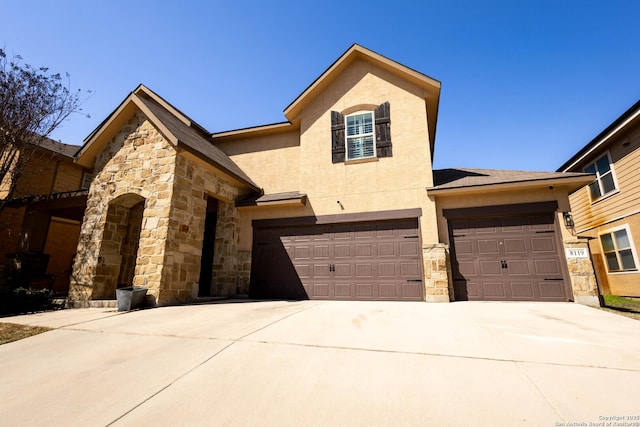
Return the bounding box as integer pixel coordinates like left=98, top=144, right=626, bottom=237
left=600, top=295, right=640, bottom=321
left=0, top=323, right=52, bottom=345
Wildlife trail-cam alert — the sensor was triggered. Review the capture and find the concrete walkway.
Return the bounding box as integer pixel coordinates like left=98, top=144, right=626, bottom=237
left=1, top=301, right=639, bottom=426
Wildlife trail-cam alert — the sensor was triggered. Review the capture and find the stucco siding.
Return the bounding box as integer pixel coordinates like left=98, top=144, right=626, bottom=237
left=215, top=129, right=301, bottom=194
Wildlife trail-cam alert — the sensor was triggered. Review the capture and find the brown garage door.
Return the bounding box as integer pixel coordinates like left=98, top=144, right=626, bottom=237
left=449, top=211, right=568, bottom=302
left=250, top=218, right=424, bottom=301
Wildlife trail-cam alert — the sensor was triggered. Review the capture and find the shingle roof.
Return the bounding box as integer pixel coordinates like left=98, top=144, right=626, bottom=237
left=135, top=94, right=259, bottom=191
left=431, top=168, right=592, bottom=191
left=23, top=133, right=80, bottom=158
left=235, top=191, right=307, bottom=207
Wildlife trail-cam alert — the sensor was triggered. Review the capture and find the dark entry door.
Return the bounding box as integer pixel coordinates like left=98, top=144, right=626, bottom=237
left=250, top=219, right=424, bottom=301
left=449, top=213, right=567, bottom=302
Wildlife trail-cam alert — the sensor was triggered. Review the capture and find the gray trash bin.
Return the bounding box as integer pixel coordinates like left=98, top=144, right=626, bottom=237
left=116, top=287, right=148, bottom=311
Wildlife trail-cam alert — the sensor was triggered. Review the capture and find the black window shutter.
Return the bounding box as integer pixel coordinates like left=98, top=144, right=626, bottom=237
left=375, top=102, right=392, bottom=158
left=331, top=111, right=345, bottom=163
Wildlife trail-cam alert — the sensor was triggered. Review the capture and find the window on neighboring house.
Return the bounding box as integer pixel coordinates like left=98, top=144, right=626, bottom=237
left=331, top=102, right=392, bottom=163
left=82, top=172, right=93, bottom=190
left=600, top=226, right=638, bottom=272
left=584, top=153, right=617, bottom=201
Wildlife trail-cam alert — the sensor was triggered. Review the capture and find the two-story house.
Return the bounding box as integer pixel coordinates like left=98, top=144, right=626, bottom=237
left=68, top=44, right=600, bottom=307
left=559, top=99, right=640, bottom=297
left=1, top=137, right=90, bottom=294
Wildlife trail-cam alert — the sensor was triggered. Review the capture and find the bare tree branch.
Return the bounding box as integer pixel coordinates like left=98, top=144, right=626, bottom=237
left=0, top=48, right=88, bottom=214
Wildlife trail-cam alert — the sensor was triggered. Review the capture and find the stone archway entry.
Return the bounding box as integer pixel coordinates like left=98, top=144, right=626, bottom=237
left=98, top=194, right=145, bottom=298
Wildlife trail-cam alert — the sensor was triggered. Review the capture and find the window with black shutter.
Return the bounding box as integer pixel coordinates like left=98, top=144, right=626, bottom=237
left=331, top=102, right=392, bottom=163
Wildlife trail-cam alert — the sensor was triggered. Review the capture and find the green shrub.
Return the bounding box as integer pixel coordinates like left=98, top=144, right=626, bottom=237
left=0, top=287, right=55, bottom=315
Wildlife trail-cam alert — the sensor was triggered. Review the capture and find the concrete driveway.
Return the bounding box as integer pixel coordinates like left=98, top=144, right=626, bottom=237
left=1, top=301, right=639, bottom=427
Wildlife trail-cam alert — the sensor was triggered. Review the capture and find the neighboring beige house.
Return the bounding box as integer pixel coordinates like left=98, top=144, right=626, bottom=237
left=0, top=137, right=89, bottom=294
left=68, top=44, right=600, bottom=307
left=559, top=99, right=640, bottom=297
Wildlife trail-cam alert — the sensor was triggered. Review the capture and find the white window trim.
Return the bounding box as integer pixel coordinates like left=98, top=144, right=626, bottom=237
left=598, top=224, right=640, bottom=274
left=584, top=151, right=619, bottom=203
left=82, top=172, right=94, bottom=190
left=345, top=110, right=376, bottom=161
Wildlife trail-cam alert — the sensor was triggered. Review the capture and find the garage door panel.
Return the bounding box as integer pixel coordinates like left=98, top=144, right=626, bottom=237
left=501, top=217, right=524, bottom=231
left=379, top=283, right=398, bottom=298
left=400, top=261, right=419, bottom=277
left=478, top=240, right=499, bottom=254
left=483, top=282, right=506, bottom=297
left=510, top=282, right=535, bottom=298
left=399, top=241, right=419, bottom=256
left=355, top=244, right=372, bottom=257
left=251, top=219, right=423, bottom=301
left=531, top=237, right=555, bottom=252
left=334, top=263, right=351, bottom=276
left=454, top=240, right=473, bottom=254
left=506, top=260, right=529, bottom=275
left=402, top=283, right=423, bottom=298
left=296, top=264, right=311, bottom=278
left=335, top=245, right=350, bottom=258
left=313, top=245, right=330, bottom=258
left=476, top=219, right=498, bottom=232
left=457, top=260, right=476, bottom=276
left=313, top=283, right=330, bottom=297
left=378, top=263, right=396, bottom=277
left=295, top=246, right=310, bottom=259
left=355, top=283, right=374, bottom=298
left=313, top=264, right=329, bottom=278
left=455, top=280, right=478, bottom=299
left=539, top=281, right=564, bottom=298
left=504, top=239, right=526, bottom=253
left=355, top=263, right=373, bottom=277
left=334, top=283, right=352, bottom=297
left=534, top=259, right=561, bottom=275
left=480, top=260, right=502, bottom=275
left=378, top=242, right=395, bottom=256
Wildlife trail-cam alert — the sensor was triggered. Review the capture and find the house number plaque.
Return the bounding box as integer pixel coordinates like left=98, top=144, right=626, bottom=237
left=565, top=248, right=589, bottom=259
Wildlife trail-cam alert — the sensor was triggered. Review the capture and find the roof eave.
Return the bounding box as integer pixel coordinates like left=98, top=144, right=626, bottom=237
left=427, top=175, right=595, bottom=196
left=212, top=121, right=296, bottom=140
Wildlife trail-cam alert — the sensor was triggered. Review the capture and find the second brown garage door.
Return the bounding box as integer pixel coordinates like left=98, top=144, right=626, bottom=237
left=250, top=218, right=424, bottom=301
left=447, top=203, right=569, bottom=302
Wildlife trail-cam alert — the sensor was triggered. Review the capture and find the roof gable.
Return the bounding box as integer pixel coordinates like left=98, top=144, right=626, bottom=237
left=75, top=85, right=259, bottom=191
left=283, top=44, right=441, bottom=152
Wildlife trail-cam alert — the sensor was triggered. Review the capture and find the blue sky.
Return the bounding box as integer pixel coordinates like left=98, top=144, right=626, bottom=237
left=3, top=0, right=639, bottom=171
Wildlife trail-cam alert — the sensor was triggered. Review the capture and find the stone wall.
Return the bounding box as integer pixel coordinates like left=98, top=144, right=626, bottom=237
left=69, top=113, right=177, bottom=305
left=236, top=251, right=252, bottom=296
left=422, top=243, right=451, bottom=302
left=564, top=238, right=601, bottom=306
left=164, top=153, right=244, bottom=302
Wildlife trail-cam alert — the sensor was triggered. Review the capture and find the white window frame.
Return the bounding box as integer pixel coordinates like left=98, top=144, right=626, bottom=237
left=583, top=152, right=618, bottom=203
left=599, top=224, right=640, bottom=274
left=82, top=172, right=94, bottom=190
left=345, top=110, right=376, bottom=161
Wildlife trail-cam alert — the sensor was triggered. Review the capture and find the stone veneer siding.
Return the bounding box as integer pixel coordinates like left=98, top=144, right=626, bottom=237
left=564, top=238, right=601, bottom=306
left=160, top=154, right=242, bottom=303
left=422, top=243, right=451, bottom=302
left=69, top=111, right=247, bottom=306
